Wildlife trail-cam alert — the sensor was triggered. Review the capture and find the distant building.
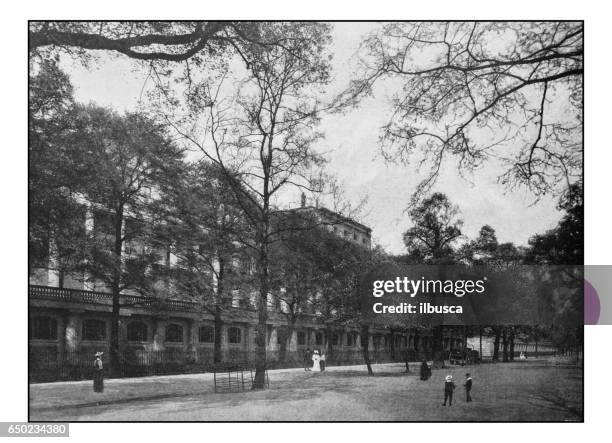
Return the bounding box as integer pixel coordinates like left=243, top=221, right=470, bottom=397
left=466, top=336, right=556, bottom=358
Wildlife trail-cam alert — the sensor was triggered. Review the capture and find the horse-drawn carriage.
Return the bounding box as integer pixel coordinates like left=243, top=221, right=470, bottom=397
left=449, top=347, right=479, bottom=365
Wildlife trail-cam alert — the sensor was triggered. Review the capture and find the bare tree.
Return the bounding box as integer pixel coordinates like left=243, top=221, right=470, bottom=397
left=152, top=22, right=333, bottom=388
left=339, top=22, right=583, bottom=200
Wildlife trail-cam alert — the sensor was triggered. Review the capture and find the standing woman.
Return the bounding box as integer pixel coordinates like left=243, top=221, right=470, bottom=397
left=93, top=352, right=104, bottom=393
left=304, top=348, right=312, bottom=371
left=311, top=350, right=321, bottom=372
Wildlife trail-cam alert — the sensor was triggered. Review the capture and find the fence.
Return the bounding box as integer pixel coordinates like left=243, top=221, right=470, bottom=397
left=29, top=347, right=414, bottom=382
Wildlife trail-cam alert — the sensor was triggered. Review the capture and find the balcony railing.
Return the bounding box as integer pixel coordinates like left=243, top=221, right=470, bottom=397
left=29, top=285, right=199, bottom=313
left=29, top=285, right=326, bottom=321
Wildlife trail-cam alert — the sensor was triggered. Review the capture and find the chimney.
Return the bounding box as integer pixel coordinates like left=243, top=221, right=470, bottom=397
left=301, top=192, right=306, bottom=208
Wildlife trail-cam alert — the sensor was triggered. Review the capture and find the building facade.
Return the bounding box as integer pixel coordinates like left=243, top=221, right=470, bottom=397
left=29, top=206, right=466, bottom=382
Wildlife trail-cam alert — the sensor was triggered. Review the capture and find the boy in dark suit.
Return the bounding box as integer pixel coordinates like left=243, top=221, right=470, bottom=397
left=464, top=373, right=473, bottom=402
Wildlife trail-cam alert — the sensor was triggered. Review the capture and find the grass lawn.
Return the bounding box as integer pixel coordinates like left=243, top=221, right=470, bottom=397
left=29, top=359, right=582, bottom=421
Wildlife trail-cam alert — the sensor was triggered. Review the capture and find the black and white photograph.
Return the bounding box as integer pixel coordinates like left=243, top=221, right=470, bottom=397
left=24, top=19, right=584, bottom=423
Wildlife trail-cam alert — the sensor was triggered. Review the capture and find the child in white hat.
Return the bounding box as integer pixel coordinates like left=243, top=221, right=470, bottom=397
left=443, top=374, right=456, bottom=406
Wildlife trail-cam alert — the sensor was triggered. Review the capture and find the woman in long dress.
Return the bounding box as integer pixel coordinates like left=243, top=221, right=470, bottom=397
left=93, top=352, right=104, bottom=393
left=312, top=350, right=321, bottom=372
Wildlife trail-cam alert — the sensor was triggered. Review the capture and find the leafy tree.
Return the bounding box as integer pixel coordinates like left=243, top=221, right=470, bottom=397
left=154, top=162, right=252, bottom=363
left=525, top=183, right=583, bottom=355
left=526, top=183, right=583, bottom=265
left=402, top=193, right=467, bottom=366
left=68, top=105, right=184, bottom=372
left=403, top=192, right=463, bottom=262
left=28, top=58, right=86, bottom=280
left=268, top=212, right=323, bottom=363
left=340, top=22, right=583, bottom=199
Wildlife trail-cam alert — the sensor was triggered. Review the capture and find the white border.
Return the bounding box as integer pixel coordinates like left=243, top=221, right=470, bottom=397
left=3, top=2, right=610, bottom=441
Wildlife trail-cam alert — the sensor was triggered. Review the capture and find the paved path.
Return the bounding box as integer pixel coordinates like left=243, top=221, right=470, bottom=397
left=29, top=360, right=583, bottom=421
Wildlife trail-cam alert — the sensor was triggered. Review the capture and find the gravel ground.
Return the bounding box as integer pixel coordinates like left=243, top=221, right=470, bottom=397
left=29, top=359, right=582, bottom=422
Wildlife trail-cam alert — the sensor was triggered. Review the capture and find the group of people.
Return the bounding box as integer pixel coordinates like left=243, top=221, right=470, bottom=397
left=442, top=373, right=472, bottom=406
left=94, top=349, right=474, bottom=404
left=420, top=359, right=473, bottom=406
left=303, top=348, right=326, bottom=372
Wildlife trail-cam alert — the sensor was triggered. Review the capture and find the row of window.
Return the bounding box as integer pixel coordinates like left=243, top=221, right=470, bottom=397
left=29, top=317, right=242, bottom=344
left=30, top=316, right=363, bottom=347
left=330, top=226, right=370, bottom=245
left=296, top=331, right=359, bottom=347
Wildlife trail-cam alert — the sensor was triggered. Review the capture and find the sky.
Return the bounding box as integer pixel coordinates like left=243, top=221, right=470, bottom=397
left=59, top=22, right=563, bottom=255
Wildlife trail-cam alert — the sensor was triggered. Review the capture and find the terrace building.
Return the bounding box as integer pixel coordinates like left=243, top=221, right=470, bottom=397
left=29, top=203, right=462, bottom=381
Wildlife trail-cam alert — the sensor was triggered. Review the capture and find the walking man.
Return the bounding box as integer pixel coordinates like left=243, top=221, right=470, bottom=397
left=464, top=373, right=473, bottom=402
left=442, top=375, right=455, bottom=406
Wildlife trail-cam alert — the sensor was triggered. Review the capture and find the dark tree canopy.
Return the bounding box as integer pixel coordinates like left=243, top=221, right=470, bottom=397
left=29, top=22, right=304, bottom=66
left=526, top=183, right=583, bottom=265
left=403, top=192, right=463, bottom=262
left=341, top=21, right=583, bottom=199
left=28, top=59, right=84, bottom=274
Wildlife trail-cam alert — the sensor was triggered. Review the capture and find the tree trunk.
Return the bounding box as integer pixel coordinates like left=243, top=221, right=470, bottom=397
left=432, top=325, right=445, bottom=368
left=326, top=326, right=334, bottom=362
left=280, top=308, right=297, bottom=364
left=361, top=324, right=373, bottom=375
left=213, top=306, right=223, bottom=364
left=479, top=327, right=483, bottom=362
left=109, top=205, right=124, bottom=376
left=213, top=255, right=225, bottom=364
left=253, top=231, right=269, bottom=389
left=493, top=327, right=501, bottom=361
left=502, top=327, right=509, bottom=362
left=404, top=332, right=410, bottom=373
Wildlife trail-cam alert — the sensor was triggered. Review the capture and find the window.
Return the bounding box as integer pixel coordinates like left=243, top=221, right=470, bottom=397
left=231, top=289, right=241, bottom=308
left=199, top=326, right=214, bottom=343
left=228, top=327, right=242, bottom=344
left=353, top=233, right=358, bottom=240
left=347, top=332, right=357, bottom=347
left=315, top=332, right=323, bottom=346
left=331, top=333, right=339, bottom=346
left=297, top=331, right=306, bottom=346
left=30, top=316, right=57, bottom=340
left=373, top=335, right=381, bottom=348
left=127, top=322, right=148, bottom=342
left=82, top=319, right=107, bottom=341
left=362, top=237, right=368, bottom=244
left=165, top=324, right=183, bottom=343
